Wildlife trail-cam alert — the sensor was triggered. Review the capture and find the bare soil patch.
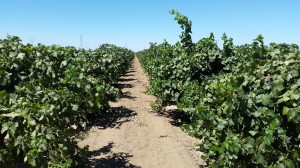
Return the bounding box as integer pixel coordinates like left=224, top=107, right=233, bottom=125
left=79, top=57, right=204, bottom=168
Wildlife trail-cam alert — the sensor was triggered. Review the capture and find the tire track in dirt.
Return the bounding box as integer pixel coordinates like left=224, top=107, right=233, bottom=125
left=79, top=57, right=204, bottom=168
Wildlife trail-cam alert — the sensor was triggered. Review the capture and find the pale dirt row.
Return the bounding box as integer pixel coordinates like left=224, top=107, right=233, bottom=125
left=79, top=57, right=204, bottom=168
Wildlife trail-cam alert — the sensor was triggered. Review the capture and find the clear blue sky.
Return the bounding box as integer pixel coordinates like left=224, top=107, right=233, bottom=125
left=1, top=0, right=299, bottom=51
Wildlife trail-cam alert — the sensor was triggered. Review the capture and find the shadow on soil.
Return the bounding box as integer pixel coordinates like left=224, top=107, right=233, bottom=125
left=110, top=83, right=136, bottom=102
left=160, top=109, right=191, bottom=127
left=119, top=91, right=136, bottom=100
left=88, top=106, right=137, bottom=129
left=118, top=78, right=136, bottom=82
left=111, top=72, right=136, bottom=100
left=112, top=83, right=134, bottom=89
left=123, top=74, right=135, bottom=77
left=88, top=142, right=141, bottom=168
left=126, top=70, right=136, bottom=73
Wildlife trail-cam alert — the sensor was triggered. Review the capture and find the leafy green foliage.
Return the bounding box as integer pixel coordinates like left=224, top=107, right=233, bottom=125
left=170, top=9, right=194, bottom=54
left=0, top=36, right=134, bottom=167
left=137, top=10, right=300, bottom=167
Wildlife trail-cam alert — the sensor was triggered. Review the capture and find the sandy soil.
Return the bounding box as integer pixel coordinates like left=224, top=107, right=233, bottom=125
left=79, top=57, right=204, bottom=168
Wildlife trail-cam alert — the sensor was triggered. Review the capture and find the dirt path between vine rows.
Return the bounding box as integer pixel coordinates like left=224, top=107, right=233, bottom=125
left=79, top=57, right=205, bottom=168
